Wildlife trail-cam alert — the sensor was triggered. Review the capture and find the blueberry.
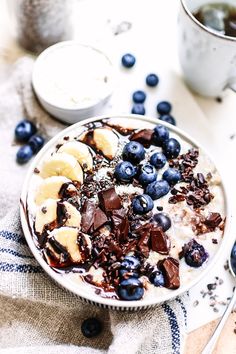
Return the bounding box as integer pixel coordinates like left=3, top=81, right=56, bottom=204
left=230, top=242, right=236, bottom=275
left=118, top=277, right=144, bottom=301
left=121, top=53, right=136, bottom=68
left=81, top=318, right=102, bottom=338
left=146, top=73, right=159, bottom=87
left=122, top=141, right=145, bottom=164
left=138, top=163, right=157, bottom=185
left=145, top=180, right=170, bottom=200
left=163, top=138, right=181, bottom=159
left=15, top=120, right=37, bottom=143
left=152, top=125, right=169, bottom=147
left=131, top=104, right=145, bottom=115
left=163, top=168, right=181, bottom=186
left=159, top=114, right=176, bottom=126
left=149, top=270, right=165, bottom=287
left=115, top=161, right=137, bottom=182
left=119, top=269, right=139, bottom=279
left=121, top=256, right=140, bottom=271
left=132, top=90, right=146, bottom=104
left=153, top=213, right=171, bottom=231
left=182, top=239, right=208, bottom=268
left=132, top=194, right=154, bottom=214
left=150, top=152, right=167, bottom=169
left=28, top=134, right=44, bottom=154
left=156, top=101, right=172, bottom=115
left=16, top=145, right=34, bottom=164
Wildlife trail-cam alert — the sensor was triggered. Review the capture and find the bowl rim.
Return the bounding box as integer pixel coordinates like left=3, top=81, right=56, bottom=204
left=20, top=114, right=231, bottom=309
left=32, top=41, right=115, bottom=111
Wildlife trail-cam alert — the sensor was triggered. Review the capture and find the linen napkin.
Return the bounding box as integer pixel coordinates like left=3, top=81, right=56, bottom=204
left=0, top=57, right=188, bottom=354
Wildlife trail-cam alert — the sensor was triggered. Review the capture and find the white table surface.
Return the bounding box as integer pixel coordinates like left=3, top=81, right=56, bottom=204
left=0, top=0, right=236, bottom=333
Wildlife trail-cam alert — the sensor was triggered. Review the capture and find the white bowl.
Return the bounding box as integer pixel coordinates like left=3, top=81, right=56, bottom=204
left=32, top=42, right=114, bottom=124
left=20, top=115, right=231, bottom=310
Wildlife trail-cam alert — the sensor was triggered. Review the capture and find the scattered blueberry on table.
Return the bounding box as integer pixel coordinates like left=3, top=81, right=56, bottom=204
left=159, top=114, right=176, bottom=126
left=156, top=101, right=172, bottom=115
left=230, top=242, right=236, bottom=275
left=28, top=134, right=45, bottom=153
left=114, top=161, right=137, bottom=182
left=15, top=119, right=45, bottom=164
left=121, top=53, right=136, bottom=68
left=16, top=145, right=34, bottom=164
left=132, top=194, right=154, bottom=214
left=15, top=119, right=37, bottom=142
left=122, top=141, right=145, bottom=164
left=118, top=277, right=144, bottom=301
left=132, top=90, right=146, bottom=103
left=131, top=103, right=145, bottom=115
left=146, top=73, right=159, bottom=87
left=81, top=318, right=103, bottom=338
left=162, top=168, right=181, bottom=186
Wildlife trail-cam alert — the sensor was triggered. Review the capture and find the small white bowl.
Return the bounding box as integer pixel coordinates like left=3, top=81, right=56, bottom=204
left=32, top=42, right=114, bottom=124
left=20, top=115, right=231, bottom=310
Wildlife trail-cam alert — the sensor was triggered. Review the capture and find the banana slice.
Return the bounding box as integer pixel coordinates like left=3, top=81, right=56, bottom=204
left=58, top=141, right=93, bottom=171
left=35, top=176, right=71, bottom=205
left=63, top=201, right=81, bottom=227
left=93, top=128, right=118, bottom=159
left=47, top=227, right=91, bottom=263
left=35, top=199, right=57, bottom=234
left=35, top=199, right=81, bottom=234
left=40, top=152, right=83, bottom=184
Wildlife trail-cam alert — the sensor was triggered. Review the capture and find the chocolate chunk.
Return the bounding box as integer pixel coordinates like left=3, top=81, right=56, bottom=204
left=98, top=187, right=122, bottom=211
left=159, top=257, right=180, bottom=289
left=130, top=129, right=154, bottom=147
left=93, top=207, right=108, bottom=231
left=203, top=213, right=222, bottom=228
left=81, top=200, right=96, bottom=233
left=111, top=209, right=129, bottom=242
left=136, top=223, right=152, bottom=257
left=151, top=227, right=170, bottom=255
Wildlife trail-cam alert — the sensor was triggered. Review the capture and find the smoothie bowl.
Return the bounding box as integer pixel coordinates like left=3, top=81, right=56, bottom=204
left=20, top=115, right=229, bottom=310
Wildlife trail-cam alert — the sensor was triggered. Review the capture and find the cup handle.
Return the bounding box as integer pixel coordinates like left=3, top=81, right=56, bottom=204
left=227, top=76, right=236, bottom=93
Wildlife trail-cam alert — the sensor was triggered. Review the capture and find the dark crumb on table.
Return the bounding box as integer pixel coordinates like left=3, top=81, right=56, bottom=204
left=34, top=167, right=40, bottom=174
left=193, top=300, right=199, bottom=307
left=224, top=260, right=229, bottom=271
left=230, top=134, right=235, bottom=140
left=112, top=21, right=132, bottom=36
left=215, top=97, right=222, bottom=103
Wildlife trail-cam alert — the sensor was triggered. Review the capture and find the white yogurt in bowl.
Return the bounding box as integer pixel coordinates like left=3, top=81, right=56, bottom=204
left=32, top=42, right=114, bottom=124
left=20, top=115, right=230, bottom=310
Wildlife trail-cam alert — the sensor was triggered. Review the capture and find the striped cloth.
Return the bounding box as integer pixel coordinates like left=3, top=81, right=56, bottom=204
left=0, top=57, right=188, bottom=354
